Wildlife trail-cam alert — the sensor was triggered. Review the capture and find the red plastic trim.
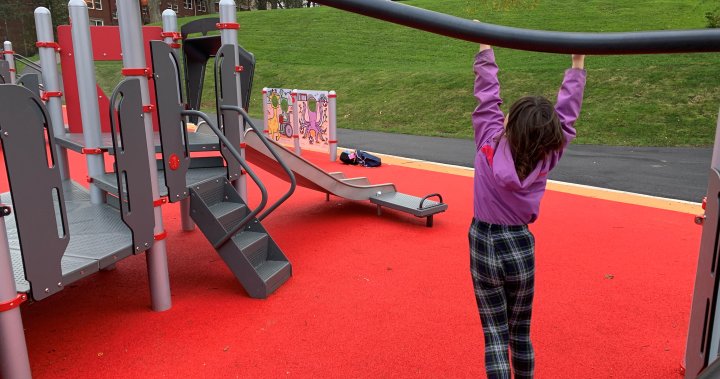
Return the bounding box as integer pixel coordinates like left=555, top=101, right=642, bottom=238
left=40, top=91, right=63, bottom=101
left=2, top=50, right=14, bottom=55
left=235, top=65, right=244, bottom=72
left=292, top=134, right=299, bottom=138
left=160, top=31, right=182, bottom=40
left=170, top=43, right=181, bottom=49
left=239, top=142, right=247, bottom=148
left=153, top=198, right=168, bottom=207
left=328, top=139, right=338, bottom=143
left=328, top=93, right=337, bottom=98
left=216, top=22, right=240, bottom=30
left=81, top=148, right=105, bottom=155
left=142, top=104, right=155, bottom=113
left=263, top=130, right=269, bottom=134
left=35, top=41, right=62, bottom=51
left=121, top=67, right=153, bottom=78
left=8, top=68, right=15, bottom=72
left=154, top=231, right=168, bottom=241
left=0, top=294, right=27, bottom=312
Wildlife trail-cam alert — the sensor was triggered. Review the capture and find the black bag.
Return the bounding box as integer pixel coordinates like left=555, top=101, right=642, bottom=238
left=356, top=150, right=381, bottom=167
left=340, top=150, right=358, bottom=165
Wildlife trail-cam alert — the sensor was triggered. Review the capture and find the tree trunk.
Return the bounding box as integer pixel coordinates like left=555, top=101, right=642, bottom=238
left=148, top=0, right=162, bottom=23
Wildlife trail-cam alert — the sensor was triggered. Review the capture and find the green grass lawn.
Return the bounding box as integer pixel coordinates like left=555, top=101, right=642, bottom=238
left=106, top=0, right=720, bottom=146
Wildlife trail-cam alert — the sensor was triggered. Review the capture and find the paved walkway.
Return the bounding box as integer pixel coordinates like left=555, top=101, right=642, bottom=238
left=337, top=129, right=712, bottom=202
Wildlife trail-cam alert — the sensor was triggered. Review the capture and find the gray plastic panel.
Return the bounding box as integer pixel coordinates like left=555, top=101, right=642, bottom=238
left=180, top=17, right=220, bottom=39
left=0, top=61, right=9, bottom=84
left=54, top=132, right=220, bottom=154
left=215, top=44, right=242, bottom=182
left=18, top=73, right=41, bottom=99
left=369, top=192, right=448, bottom=217
left=183, top=34, right=221, bottom=124
left=686, top=168, right=720, bottom=373
left=109, top=79, right=156, bottom=253
left=151, top=41, right=191, bottom=202
left=0, top=85, right=67, bottom=300
left=237, top=47, right=255, bottom=112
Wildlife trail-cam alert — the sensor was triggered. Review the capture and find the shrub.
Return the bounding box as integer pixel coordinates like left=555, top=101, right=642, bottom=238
left=706, top=9, right=720, bottom=28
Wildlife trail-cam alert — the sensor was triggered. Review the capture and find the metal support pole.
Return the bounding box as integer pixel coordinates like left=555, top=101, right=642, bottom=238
left=0, top=208, right=32, bottom=379
left=116, top=0, right=172, bottom=312
left=161, top=10, right=179, bottom=51
left=219, top=0, right=247, bottom=201
left=328, top=90, right=337, bottom=161
left=35, top=7, right=71, bottom=181
left=292, top=89, right=301, bottom=156
left=68, top=0, right=106, bottom=204
left=162, top=9, right=195, bottom=232
left=3, top=42, right=16, bottom=84
left=262, top=87, right=268, bottom=134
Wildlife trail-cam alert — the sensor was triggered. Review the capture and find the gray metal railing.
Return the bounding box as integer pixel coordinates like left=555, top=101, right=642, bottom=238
left=220, top=104, right=297, bottom=221
left=181, top=109, right=269, bottom=249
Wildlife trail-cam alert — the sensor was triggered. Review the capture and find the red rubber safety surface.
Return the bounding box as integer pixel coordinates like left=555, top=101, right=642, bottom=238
left=0, top=148, right=699, bottom=378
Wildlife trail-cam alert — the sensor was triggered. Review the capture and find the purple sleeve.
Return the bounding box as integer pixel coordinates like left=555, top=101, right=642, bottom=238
left=472, top=49, right=505, bottom=151
left=547, top=68, right=587, bottom=169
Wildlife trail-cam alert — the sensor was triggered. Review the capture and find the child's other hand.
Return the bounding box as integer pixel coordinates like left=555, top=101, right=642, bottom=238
left=472, top=19, right=492, bottom=52
left=572, top=54, right=585, bottom=69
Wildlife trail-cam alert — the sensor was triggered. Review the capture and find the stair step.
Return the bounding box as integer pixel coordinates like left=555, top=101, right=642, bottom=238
left=232, top=231, right=269, bottom=268
left=256, top=260, right=292, bottom=294
left=208, top=201, right=247, bottom=231
left=193, top=178, right=227, bottom=206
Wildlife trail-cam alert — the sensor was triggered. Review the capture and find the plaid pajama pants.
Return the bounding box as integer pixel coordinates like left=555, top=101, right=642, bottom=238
left=469, top=218, right=535, bottom=379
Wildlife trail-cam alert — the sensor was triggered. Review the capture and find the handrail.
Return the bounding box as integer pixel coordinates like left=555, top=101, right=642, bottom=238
left=181, top=109, right=269, bottom=249
left=220, top=104, right=297, bottom=221
left=14, top=54, right=42, bottom=72
left=311, top=0, right=720, bottom=55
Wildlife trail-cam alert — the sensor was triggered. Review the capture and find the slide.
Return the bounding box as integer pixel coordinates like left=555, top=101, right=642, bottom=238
left=243, top=128, right=396, bottom=201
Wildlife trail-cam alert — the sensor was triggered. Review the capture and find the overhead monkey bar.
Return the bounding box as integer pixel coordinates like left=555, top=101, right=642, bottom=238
left=310, top=0, right=720, bottom=55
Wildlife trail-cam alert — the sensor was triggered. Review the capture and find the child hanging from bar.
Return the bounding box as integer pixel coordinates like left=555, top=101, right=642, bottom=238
left=469, top=42, right=586, bottom=379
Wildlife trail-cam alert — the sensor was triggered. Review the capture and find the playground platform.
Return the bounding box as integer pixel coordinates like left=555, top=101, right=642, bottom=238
left=0, top=146, right=702, bottom=378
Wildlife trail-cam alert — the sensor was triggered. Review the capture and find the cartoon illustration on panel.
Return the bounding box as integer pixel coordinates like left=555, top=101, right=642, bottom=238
left=266, top=91, right=281, bottom=141
left=298, top=93, right=329, bottom=145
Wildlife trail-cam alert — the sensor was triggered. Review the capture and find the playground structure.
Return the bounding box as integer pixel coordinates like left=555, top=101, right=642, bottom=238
left=0, top=1, right=449, bottom=377
left=262, top=87, right=338, bottom=160
left=2, top=0, right=720, bottom=377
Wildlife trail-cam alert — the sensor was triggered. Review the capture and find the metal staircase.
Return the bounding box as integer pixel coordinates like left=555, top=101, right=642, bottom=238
left=188, top=178, right=291, bottom=298
left=150, top=40, right=296, bottom=299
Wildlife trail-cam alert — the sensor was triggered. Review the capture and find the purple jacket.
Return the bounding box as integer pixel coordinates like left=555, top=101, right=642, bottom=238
left=473, top=49, right=586, bottom=225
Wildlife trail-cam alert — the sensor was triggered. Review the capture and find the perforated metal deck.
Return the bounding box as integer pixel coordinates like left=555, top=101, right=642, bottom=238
left=91, top=167, right=227, bottom=199
left=54, top=132, right=220, bottom=154
left=1, top=181, right=134, bottom=294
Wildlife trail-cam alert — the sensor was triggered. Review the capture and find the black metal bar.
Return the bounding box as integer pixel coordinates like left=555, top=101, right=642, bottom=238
left=14, top=54, right=42, bottom=72
left=311, top=0, right=720, bottom=55
left=181, top=109, right=268, bottom=249
left=220, top=105, right=296, bottom=221
left=419, top=193, right=443, bottom=210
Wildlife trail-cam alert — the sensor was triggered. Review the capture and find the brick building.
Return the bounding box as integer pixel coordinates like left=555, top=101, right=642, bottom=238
left=85, top=0, right=212, bottom=26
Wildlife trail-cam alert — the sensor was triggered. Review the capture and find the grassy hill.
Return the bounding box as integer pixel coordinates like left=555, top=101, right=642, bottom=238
left=139, top=0, right=720, bottom=146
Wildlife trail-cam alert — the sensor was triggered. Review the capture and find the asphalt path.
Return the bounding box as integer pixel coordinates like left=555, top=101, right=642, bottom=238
left=337, top=129, right=712, bottom=202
